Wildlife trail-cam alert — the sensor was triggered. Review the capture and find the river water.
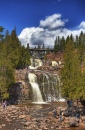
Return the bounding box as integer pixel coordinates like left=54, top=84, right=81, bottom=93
left=24, top=101, right=85, bottom=130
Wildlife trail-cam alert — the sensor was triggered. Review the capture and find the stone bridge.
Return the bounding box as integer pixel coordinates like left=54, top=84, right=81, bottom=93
left=29, top=47, right=53, bottom=59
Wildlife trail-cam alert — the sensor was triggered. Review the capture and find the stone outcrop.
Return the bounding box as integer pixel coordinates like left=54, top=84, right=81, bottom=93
left=69, top=117, right=79, bottom=127
left=8, top=69, right=33, bottom=104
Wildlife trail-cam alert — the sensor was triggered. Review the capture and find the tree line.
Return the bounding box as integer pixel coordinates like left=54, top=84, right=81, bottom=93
left=0, top=26, right=30, bottom=101
left=54, top=31, right=85, bottom=101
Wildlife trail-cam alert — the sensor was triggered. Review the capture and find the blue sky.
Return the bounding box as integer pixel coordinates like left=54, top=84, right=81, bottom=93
left=0, top=0, right=85, bottom=47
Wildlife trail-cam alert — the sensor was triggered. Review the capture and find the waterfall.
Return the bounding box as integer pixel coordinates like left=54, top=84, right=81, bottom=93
left=40, top=73, right=60, bottom=102
left=28, top=58, right=65, bottom=102
left=28, top=73, right=44, bottom=103
left=29, top=58, right=43, bottom=70
left=28, top=71, right=65, bottom=102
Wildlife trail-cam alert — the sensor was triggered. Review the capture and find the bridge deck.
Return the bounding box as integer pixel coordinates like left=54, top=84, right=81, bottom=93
left=29, top=48, right=54, bottom=51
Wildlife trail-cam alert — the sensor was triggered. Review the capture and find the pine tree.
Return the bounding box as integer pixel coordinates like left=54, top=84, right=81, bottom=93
left=61, top=40, right=81, bottom=99
left=6, top=28, right=21, bottom=68
left=54, top=36, right=58, bottom=53
left=17, top=46, right=31, bottom=69
left=59, top=36, right=66, bottom=52
left=0, top=26, right=4, bottom=41
left=0, top=44, right=15, bottom=101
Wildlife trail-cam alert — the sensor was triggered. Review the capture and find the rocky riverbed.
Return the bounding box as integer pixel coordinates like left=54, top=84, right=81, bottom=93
left=0, top=102, right=85, bottom=130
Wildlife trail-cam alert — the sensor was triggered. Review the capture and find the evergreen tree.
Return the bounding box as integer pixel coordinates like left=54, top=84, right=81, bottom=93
left=54, top=36, right=58, bottom=53
left=0, top=25, right=31, bottom=101
left=18, top=46, right=31, bottom=69
left=0, top=44, right=15, bottom=101
left=78, top=32, right=85, bottom=64
left=74, top=35, right=79, bottom=48
left=66, top=35, right=70, bottom=44
left=70, top=34, right=74, bottom=42
left=6, top=28, right=21, bottom=68
left=4, top=30, right=11, bottom=44
left=61, top=40, right=81, bottom=99
left=0, top=26, right=4, bottom=41
left=54, top=36, right=66, bottom=53
left=59, top=36, right=66, bottom=52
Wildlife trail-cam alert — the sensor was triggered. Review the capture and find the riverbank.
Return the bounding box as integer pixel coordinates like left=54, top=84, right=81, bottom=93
left=0, top=102, right=85, bottom=130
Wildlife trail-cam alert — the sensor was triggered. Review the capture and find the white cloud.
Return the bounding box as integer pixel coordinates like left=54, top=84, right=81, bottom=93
left=18, top=27, right=44, bottom=47
left=79, top=21, right=85, bottom=29
left=40, top=14, right=65, bottom=30
left=18, top=14, right=85, bottom=48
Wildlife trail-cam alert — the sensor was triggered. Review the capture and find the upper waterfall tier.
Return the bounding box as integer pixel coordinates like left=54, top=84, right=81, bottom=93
left=29, top=58, right=43, bottom=70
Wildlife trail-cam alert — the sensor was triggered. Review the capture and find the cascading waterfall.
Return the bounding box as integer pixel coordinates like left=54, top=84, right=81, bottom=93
left=28, top=73, right=44, bottom=103
left=40, top=73, right=60, bottom=102
left=28, top=71, right=63, bottom=102
left=29, top=58, right=43, bottom=70
left=28, top=58, right=65, bottom=102
left=42, top=74, right=50, bottom=101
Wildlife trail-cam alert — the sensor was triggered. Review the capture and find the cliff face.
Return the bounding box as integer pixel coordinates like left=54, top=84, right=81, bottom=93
left=47, top=52, right=64, bottom=62
left=9, top=69, right=32, bottom=104
left=38, top=52, right=64, bottom=74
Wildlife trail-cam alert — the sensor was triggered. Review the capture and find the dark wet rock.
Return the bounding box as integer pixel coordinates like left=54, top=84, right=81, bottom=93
left=63, top=109, right=72, bottom=117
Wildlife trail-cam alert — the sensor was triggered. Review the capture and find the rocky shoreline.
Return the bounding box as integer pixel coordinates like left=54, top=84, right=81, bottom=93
left=0, top=102, right=85, bottom=130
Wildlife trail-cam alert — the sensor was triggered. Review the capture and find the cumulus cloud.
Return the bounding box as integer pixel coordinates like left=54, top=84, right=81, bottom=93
left=40, top=14, right=65, bottom=30
left=18, top=27, right=44, bottom=47
left=79, top=21, right=85, bottom=29
left=18, top=14, right=85, bottom=48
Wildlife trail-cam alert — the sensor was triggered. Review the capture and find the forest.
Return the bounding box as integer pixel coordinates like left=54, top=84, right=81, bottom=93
left=54, top=31, right=85, bottom=100
left=0, top=26, right=30, bottom=101
left=0, top=25, right=85, bottom=102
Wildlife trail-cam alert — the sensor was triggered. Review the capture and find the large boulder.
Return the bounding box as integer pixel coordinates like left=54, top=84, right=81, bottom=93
left=69, top=117, right=79, bottom=127
left=8, top=69, right=32, bottom=104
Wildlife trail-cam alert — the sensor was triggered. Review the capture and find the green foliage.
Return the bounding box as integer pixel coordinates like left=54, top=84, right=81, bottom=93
left=18, top=46, right=31, bottom=69
left=0, top=44, right=15, bottom=100
left=3, top=92, right=9, bottom=99
left=52, top=31, right=85, bottom=100
left=54, top=37, right=58, bottom=53
left=0, top=26, right=31, bottom=100
left=0, top=26, right=4, bottom=40
left=3, top=28, right=31, bottom=69
left=61, top=40, right=81, bottom=99
left=54, top=36, right=66, bottom=53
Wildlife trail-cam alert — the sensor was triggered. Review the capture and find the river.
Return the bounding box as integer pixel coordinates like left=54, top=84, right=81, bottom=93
left=23, top=101, right=85, bottom=130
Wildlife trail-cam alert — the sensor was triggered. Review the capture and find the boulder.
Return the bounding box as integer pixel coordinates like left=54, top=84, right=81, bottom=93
left=69, top=117, right=79, bottom=127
